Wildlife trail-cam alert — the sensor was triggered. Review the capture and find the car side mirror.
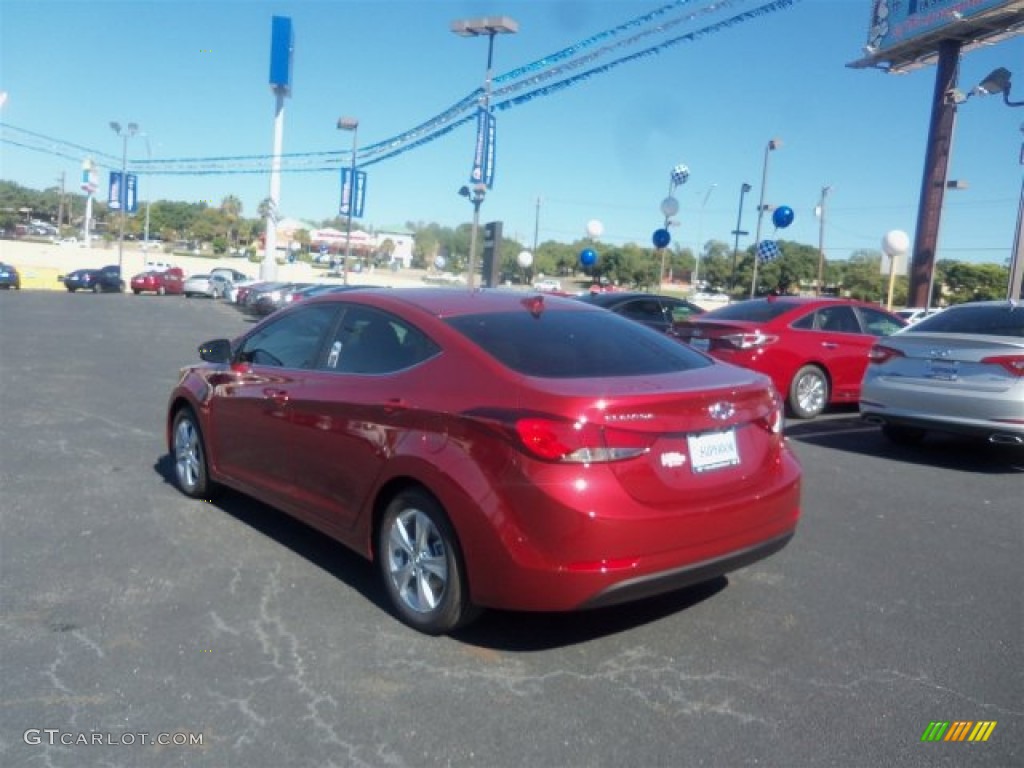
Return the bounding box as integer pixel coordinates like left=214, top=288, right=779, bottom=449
left=198, top=338, right=232, bottom=364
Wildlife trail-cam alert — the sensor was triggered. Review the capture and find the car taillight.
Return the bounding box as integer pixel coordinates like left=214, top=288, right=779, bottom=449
left=867, top=344, right=905, bottom=364
left=514, top=418, right=652, bottom=463
left=981, top=354, right=1024, bottom=377
left=719, top=332, right=777, bottom=350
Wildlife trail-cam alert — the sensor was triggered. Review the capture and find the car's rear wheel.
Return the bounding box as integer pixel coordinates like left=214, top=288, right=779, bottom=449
left=171, top=408, right=216, bottom=499
left=788, top=365, right=828, bottom=419
left=881, top=424, right=927, bottom=446
left=378, top=489, right=478, bottom=635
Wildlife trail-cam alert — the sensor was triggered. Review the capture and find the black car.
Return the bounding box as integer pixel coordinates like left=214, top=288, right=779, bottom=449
left=64, top=265, right=124, bottom=293
left=576, top=291, right=705, bottom=336
left=0, top=262, right=21, bottom=290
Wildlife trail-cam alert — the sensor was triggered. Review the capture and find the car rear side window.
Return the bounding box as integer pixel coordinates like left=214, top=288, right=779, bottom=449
left=323, top=306, right=440, bottom=374
left=910, top=305, right=1024, bottom=337
left=448, top=309, right=713, bottom=378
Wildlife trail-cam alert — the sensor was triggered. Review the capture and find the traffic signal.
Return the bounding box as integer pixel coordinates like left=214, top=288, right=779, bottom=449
left=481, top=221, right=503, bottom=288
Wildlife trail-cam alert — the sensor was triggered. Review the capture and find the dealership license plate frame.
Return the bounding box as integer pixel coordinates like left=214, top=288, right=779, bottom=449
left=687, top=429, right=741, bottom=473
left=926, top=359, right=959, bottom=381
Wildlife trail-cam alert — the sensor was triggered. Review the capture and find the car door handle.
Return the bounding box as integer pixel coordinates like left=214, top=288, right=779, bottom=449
left=263, top=388, right=289, bottom=405
left=821, top=342, right=839, bottom=349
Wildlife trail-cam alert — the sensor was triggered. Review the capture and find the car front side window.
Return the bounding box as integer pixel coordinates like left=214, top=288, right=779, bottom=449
left=236, top=305, right=338, bottom=369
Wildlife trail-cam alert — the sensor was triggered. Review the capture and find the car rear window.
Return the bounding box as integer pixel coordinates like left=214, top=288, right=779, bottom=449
left=909, top=304, right=1024, bottom=337
left=699, top=299, right=794, bottom=322
left=447, top=309, right=713, bottom=378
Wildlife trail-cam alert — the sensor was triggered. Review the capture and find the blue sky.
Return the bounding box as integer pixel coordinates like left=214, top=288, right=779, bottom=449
left=1, top=0, right=1021, bottom=265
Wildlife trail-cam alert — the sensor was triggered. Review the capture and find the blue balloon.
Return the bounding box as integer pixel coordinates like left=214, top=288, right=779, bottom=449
left=772, top=205, right=795, bottom=229
left=579, top=248, right=597, bottom=267
left=652, top=228, right=671, bottom=248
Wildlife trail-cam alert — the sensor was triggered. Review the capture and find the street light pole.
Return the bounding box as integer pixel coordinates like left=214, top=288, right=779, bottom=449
left=750, top=138, right=781, bottom=299
left=730, top=183, right=752, bottom=291
left=693, top=184, right=716, bottom=291
left=816, top=185, right=831, bottom=296
left=110, top=121, right=138, bottom=281
left=337, top=116, right=359, bottom=286
left=451, top=16, right=518, bottom=290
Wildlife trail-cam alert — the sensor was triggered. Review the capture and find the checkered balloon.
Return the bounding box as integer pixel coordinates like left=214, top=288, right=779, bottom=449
left=670, top=164, right=690, bottom=187
left=756, top=240, right=781, bottom=263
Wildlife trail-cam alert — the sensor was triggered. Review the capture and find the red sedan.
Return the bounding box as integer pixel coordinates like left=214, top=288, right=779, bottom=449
left=131, top=267, right=185, bottom=295
left=674, top=296, right=907, bottom=419
left=167, top=289, right=801, bottom=634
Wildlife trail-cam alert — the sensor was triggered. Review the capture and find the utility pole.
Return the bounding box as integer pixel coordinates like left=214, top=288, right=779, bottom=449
left=56, top=172, right=66, bottom=229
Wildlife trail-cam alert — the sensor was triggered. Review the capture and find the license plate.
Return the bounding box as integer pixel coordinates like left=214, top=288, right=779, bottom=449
left=926, top=359, right=959, bottom=380
left=690, top=337, right=710, bottom=352
left=687, top=429, right=740, bottom=473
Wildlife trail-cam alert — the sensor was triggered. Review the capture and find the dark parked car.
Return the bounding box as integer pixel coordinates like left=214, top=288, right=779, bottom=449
left=167, top=289, right=801, bottom=634
left=577, top=291, right=705, bottom=336
left=249, top=282, right=317, bottom=316
left=63, top=268, right=100, bottom=292
left=63, top=265, right=124, bottom=293
left=0, top=262, right=21, bottom=290
left=673, top=296, right=907, bottom=419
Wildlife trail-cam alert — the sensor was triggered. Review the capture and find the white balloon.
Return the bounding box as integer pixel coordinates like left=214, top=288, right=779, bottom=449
left=585, top=219, right=604, bottom=238
left=882, top=230, right=910, bottom=256
left=517, top=250, right=534, bottom=268
left=660, top=196, right=679, bottom=217
left=433, top=255, right=446, bottom=269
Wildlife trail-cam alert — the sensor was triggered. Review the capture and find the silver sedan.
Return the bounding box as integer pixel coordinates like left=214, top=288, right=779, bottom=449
left=183, top=273, right=231, bottom=299
left=860, top=300, right=1024, bottom=447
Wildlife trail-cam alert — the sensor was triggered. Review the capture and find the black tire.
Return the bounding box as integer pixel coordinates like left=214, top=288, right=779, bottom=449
left=132, top=290, right=141, bottom=295
left=171, top=408, right=217, bottom=499
left=377, top=489, right=479, bottom=635
left=67, top=287, right=75, bottom=292
left=787, top=365, right=829, bottom=419
left=882, top=424, right=927, bottom=446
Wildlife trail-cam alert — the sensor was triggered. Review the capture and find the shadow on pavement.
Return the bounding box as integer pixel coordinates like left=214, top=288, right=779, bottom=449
left=154, top=453, right=732, bottom=648
left=785, top=410, right=1024, bottom=475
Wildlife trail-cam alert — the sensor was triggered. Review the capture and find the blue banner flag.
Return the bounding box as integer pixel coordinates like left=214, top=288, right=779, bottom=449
left=125, top=174, right=138, bottom=214
left=470, top=108, right=496, bottom=189
left=108, top=171, right=123, bottom=210
left=340, top=168, right=367, bottom=219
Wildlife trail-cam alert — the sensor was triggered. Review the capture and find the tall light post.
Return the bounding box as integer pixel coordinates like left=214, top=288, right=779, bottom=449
left=815, top=185, right=832, bottom=296
left=110, top=121, right=138, bottom=278
left=693, top=183, right=716, bottom=292
left=451, top=15, right=519, bottom=289
left=750, top=138, right=781, bottom=299
left=337, top=116, right=359, bottom=285
left=730, top=183, right=752, bottom=291
left=141, top=134, right=153, bottom=247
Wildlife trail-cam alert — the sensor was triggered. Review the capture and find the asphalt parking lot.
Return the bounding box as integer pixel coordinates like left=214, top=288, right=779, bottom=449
left=1, top=290, right=1020, bottom=768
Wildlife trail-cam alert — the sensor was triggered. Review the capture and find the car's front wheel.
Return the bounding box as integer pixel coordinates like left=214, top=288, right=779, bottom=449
left=171, top=408, right=216, bottom=499
left=378, top=489, right=478, bottom=635
left=788, top=365, right=829, bottom=419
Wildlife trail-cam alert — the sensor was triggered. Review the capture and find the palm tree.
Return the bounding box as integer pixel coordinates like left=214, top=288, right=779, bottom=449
left=220, top=195, right=243, bottom=247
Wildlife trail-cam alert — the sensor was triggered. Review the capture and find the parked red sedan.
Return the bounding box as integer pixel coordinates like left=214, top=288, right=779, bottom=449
left=673, top=296, right=907, bottom=418
left=167, top=289, right=801, bottom=634
left=131, top=267, right=185, bottom=295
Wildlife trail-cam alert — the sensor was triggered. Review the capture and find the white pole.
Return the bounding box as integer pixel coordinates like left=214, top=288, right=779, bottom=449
left=263, top=88, right=285, bottom=281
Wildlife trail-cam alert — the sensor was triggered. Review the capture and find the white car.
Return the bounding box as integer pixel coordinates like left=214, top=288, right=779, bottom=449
left=532, top=279, right=563, bottom=293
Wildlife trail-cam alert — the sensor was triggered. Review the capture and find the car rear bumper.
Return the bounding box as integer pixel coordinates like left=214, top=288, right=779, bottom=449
left=460, top=450, right=802, bottom=612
